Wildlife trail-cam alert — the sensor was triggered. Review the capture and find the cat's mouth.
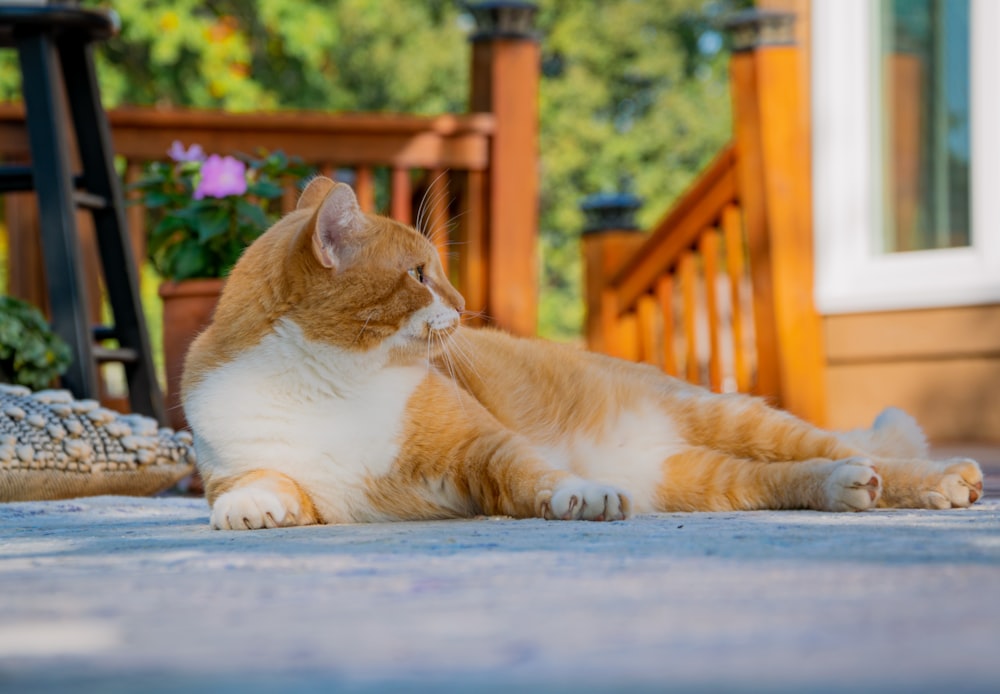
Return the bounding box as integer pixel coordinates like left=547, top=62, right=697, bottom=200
left=427, top=314, right=459, bottom=332
left=397, top=303, right=461, bottom=353
left=416, top=311, right=461, bottom=352
left=423, top=318, right=460, bottom=342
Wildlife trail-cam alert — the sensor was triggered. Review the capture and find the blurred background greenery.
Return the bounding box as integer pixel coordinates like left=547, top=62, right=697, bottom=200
left=0, top=0, right=748, bottom=341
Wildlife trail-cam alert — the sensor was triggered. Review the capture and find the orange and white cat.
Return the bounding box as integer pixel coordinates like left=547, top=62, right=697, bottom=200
left=182, top=178, right=984, bottom=530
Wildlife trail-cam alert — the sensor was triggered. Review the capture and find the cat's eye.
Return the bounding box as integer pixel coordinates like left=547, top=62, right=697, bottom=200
left=408, top=265, right=426, bottom=284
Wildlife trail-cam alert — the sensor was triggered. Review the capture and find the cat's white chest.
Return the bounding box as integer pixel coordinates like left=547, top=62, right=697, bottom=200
left=185, top=321, right=425, bottom=520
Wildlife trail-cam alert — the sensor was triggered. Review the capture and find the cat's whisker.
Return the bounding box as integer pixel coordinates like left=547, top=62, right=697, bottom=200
left=425, top=201, right=456, bottom=248
left=414, top=177, right=435, bottom=236
left=460, top=309, right=494, bottom=324
left=441, top=338, right=465, bottom=388
left=352, top=315, right=374, bottom=346
left=444, top=330, right=484, bottom=387
left=425, top=331, right=434, bottom=375
left=452, top=336, right=483, bottom=381
left=446, top=208, right=469, bottom=224
left=415, top=200, right=427, bottom=237
left=426, top=208, right=471, bottom=245
left=415, top=170, right=451, bottom=239
left=433, top=330, right=468, bottom=415
left=428, top=222, right=450, bottom=248
left=441, top=209, right=469, bottom=235
left=427, top=188, right=453, bottom=235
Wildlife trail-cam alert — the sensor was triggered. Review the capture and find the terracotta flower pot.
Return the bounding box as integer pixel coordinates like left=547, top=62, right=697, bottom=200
left=158, top=278, right=225, bottom=432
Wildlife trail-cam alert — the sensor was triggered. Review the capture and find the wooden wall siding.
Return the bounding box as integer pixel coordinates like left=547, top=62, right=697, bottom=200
left=826, top=356, right=1000, bottom=443
left=825, top=306, right=1000, bottom=443
left=0, top=106, right=499, bottom=331
left=826, top=306, right=1000, bottom=363
left=584, top=26, right=825, bottom=423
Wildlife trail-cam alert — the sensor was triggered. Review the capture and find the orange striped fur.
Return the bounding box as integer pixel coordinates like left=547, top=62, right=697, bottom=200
left=181, top=178, right=983, bottom=530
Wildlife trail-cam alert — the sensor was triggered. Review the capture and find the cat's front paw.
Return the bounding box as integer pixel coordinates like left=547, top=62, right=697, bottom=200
left=540, top=480, right=632, bottom=521
left=822, top=457, right=882, bottom=511
left=211, top=486, right=302, bottom=530
left=920, top=458, right=983, bottom=509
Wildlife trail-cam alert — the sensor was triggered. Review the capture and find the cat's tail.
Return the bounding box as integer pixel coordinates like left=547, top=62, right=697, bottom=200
left=836, top=407, right=929, bottom=459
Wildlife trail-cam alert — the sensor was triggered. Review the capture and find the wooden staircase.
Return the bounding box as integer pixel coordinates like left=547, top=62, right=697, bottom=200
left=583, top=11, right=827, bottom=425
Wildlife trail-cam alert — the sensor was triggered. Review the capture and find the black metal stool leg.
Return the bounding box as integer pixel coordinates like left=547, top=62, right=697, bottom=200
left=16, top=31, right=100, bottom=402
left=58, top=36, right=166, bottom=423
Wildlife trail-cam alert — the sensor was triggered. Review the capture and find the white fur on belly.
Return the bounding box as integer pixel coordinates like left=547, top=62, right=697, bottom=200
left=184, top=319, right=426, bottom=522
left=537, top=401, right=684, bottom=513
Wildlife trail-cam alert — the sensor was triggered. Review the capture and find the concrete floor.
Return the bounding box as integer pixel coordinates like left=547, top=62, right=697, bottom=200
left=1, top=449, right=998, bottom=694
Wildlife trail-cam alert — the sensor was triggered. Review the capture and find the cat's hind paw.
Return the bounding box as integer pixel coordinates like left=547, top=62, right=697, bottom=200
left=920, top=458, right=983, bottom=509
left=211, top=486, right=302, bottom=530
left=822, top=457, right=882, bottom=512
left=541, top=480, right=632, bottom=521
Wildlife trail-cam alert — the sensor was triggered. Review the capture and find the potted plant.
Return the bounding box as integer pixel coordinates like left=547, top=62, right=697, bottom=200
left=0, top=296, right=71, bottom=390
left=132, top=142, right=312, bottom=429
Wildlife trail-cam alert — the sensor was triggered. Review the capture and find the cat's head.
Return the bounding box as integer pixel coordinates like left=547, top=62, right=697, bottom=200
left=229, top=176, right=465, bottom=361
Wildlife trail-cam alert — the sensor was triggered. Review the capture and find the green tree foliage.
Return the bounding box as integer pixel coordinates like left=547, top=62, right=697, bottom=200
left=0, top=0, right=469, bottom=113
left=535, top=0, right=745, bottom=338
left=0, top=0, right=745, bottom=340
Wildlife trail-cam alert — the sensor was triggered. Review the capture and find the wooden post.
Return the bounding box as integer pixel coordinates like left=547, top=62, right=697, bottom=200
left=728, top=10, right=827, bottom=424
left=5, top=197, right=102, bottom=326
left=5, top=193, right=48, bottom=311
left=580, top=192, right=645, bottom=353
left=468, top=1, right=540, bottom=336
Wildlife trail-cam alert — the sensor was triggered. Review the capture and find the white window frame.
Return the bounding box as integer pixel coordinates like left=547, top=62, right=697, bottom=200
left=812, top=0, right=1000, bottom=314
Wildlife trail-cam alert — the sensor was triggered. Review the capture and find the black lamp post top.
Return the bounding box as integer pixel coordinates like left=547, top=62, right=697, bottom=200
left=581, top=191, right=643, bottom=235
left=724, top=9, right=796, bottom=52
left=467, top=1, right=539, bottom=42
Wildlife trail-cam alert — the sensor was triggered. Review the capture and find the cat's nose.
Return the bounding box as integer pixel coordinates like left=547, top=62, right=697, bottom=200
left=447, top=287, right=465, bottom=314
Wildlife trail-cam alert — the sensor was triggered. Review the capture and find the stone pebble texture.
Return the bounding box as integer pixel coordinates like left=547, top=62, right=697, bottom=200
left=0, top=384, right=195, bottom=501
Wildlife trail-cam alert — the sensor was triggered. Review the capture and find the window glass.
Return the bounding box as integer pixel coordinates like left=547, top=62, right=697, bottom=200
left=879, top=0, right=970, bottom=252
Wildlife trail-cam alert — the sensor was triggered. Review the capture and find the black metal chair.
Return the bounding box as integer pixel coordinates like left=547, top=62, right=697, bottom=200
left=0, top=5, right=164, bottom=423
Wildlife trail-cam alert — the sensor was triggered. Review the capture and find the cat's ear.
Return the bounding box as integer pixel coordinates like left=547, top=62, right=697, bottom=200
left=311, top=182, right=364, bottom=270
left=297, top=176, right=335, bottom=210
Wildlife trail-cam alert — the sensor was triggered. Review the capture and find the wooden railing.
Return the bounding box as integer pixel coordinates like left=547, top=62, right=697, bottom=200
left=585, top=144, right=757, bottom=394
left=0, top=9, right=544, bottom=343
left=0, top=105, right=496, bottom=325
left=584, top=11, right=827, bottom=424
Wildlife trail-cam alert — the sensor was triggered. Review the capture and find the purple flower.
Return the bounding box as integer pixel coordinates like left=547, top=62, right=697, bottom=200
left=194, top=155, right=248, bottom=200
left=167, top=140, right=206, bottom=162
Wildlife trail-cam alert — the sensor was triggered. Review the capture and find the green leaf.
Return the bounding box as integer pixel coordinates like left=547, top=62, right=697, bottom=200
left=195, top=209, right=231, bottom=242
left=236, top=199, right=269, bottom=229
left=170, top=240, right=210, bottom=280
left=268, top=150, right=288, bottom=169
left=147, top=215, right=188, bottom=256
left=173, top=199, right=216, bottom=218
left=152, top=214, right=191, bottom=236
left=247, top=180, right=284, bottom=199
left=127, top=173, right=165, bottom=191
